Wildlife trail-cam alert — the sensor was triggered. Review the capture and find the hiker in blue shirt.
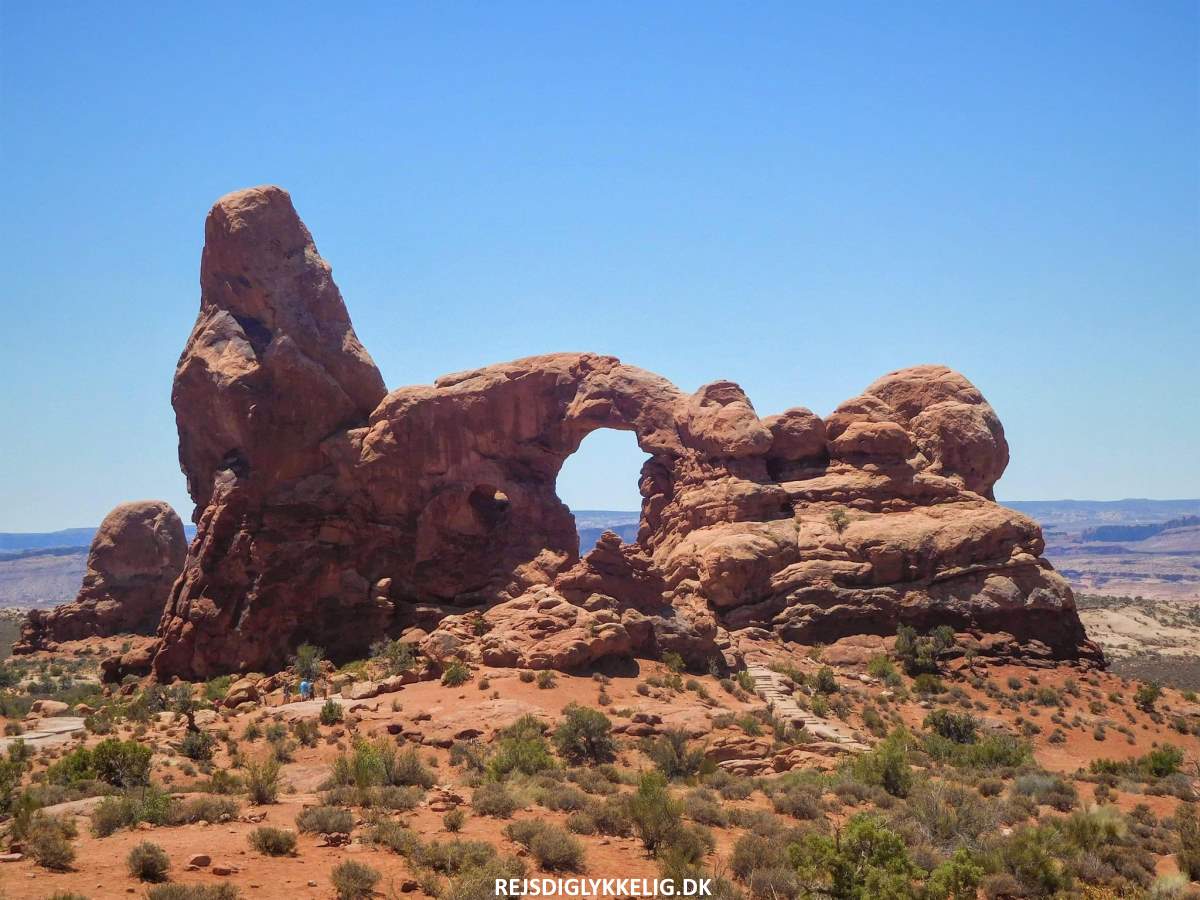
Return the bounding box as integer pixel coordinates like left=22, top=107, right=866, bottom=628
left=300, top=679, right=310, bottom=701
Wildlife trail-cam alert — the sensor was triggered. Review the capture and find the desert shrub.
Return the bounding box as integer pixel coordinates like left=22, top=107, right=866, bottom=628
left=924, top=709, right=978, bottom=744
left=91, top=786, right=173, bottom=836
left=47, top=746, right=97, bottom=784
left=846, top=729, right=912, bottom=798
left=994, top=823, right=1071, bottom=896
left=296, top=804, right=354, bottom=834
left=923, top=731, right=1030, bottom=770
left=441, top=659, right=471, bottom=687
left=591, top=794, right=634, bottom=836
left=444, top=808, right=466, bottom=832
left=471, top=780, right=519, bottom=817
left=553, top=704, right=616, bottom=764
left=293, top=718, right=320, bottom=747
left=645, top=729, right=707, bottom=780
left=249, top=825, right=297, bottom=856
left=1013, top=773, right=1077, bottom=811
left=683, top=788, right=728, bottom=826
left=504, top=820, right=585, bottom=871
left=127, top=841, right=171, bottom=881
left=419, top=839, right=497, bottom=874
left=319, top=699, right=344, bottom=725
left=27, top=814, right=77, bottom=870
left=731, top=833, right=789, bottom=879
left=867, top=654, right=900, bottom=685
left=912, top=673, right=946, bottom=695
left=771, top=783, right=823, bottom=820
left=567, top=810, right=597, bottom=834
left=629, top=771, right=684, bottom=852
left=147, top=887, right=240, bottom=900
left=442, top=857, right=528, bottom=900
left=169, top=794, right=240, bottom=824
left=1176, top=803, right=1200, bottom=880
left=789, top=813, right=916, bottom=897
left=290, top=643, right=325, bottom=681
left=488, top=715, right=556, bottom=778
left=180, top=728, right=216, bottom=761
left=91, top=738, right=152, bottom=787
left=536, top=670, right=557, bottom=689
left=370, top=819, right=423, bottom=856
left=239, top=755, right=281, bottom=804
left=926, top=848, right=984, bottom=900
left=899, top=780, right=999, bottom=851
left=331, top=859, right=380, bottom=899
left=370, top=638, right=416, bottom=674
left=541, top=783, right=589, bottom=812
left=1090, top=744, right=1184, bottom=780
left=814, top=666, right=838, bottom=694
left=567, top=766, right=618, bottom=795
left=895, top=624, right=954, bottom=676
left=1135, top=682, right=1162, bottom=713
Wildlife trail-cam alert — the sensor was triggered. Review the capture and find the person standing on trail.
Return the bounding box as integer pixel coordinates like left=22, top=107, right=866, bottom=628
left=300, top=679, right=309, bottom=701
left=282, top=680, right=292, bottom=705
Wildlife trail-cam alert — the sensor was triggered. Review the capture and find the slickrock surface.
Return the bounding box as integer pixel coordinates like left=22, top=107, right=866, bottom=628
left=15, top=501, right=185, bottom=653
left=145, top=186, right=1099, bottom=679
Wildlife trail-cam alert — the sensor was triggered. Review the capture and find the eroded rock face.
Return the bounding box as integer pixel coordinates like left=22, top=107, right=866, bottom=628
left=151, top=185, right=1100, bottom=679
left=15, top=501, right=186, bottom=653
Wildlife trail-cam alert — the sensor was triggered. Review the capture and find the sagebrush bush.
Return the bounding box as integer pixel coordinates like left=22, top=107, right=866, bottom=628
left=245, top=756, right=281, bottom=804
left=296, top=804, right=354, bottom=834
left=319, top=699, right=344, bottom=725
left=331, top=859, right=380, bottom=899
left=471, top=781, right=519, bottom=817
left=128, top=841, right=171, bottom=881
left=147, top=886, right=240, bottom=900
left=249, top=826, right=297, bottom=856
left=553, top=704, right=616, bottom=764
left=27, top=815, right=76, bottom=870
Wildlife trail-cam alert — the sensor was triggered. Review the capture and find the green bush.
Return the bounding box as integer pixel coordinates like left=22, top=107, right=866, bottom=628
left=504, top=820, right=585, bottom=871
left=1177, top=803, right=1200, bottom=880
left=444, top=808, right=466, bottom=832
left=628, top=771, right=683, bottom=852
left=169, top=794, right=240, bottom=824
left=91, top=738, right=152, bottom=787
left=846, top=729, right=912, bottom=798
left=147, top=887, right=240, bottom=900
left=180, top=729, right=216, bottom=761
left=319, top=699, right=343, bottom=725
left=370, top=638, right=417, bottom=674
left=245, top=756, right=281, bottom=804
left=418, top=838, right=497, bottom=875
left=127, top=841, right=171, bottom=881
left=370, top=819, right=423, bottom=856
left=1135, top=682, right=1162, bottom=713
left=995, top=824, right=1071, bottom=896
left=536, top=670, right=557, bottom=689
left=553, top=704, right=616, bottom=764
left=296, top=804, right=354, bottom=834
left=488, top=715, right=556, bottom=778
left=249, top=826, right=297, bottom=856
left=27, top=815, right=77, bottom=870
left=47, top=746, right=97, bottom=784
left=91, top=786, right=173, bottom=836
left=441, top=659, right=471, bottom=687
left=645, top=729, right=706, bottom=780
left=293, top=718, right=319, bottom=747
left=472, top=781, right=520, bottom=817
left=331, top=859, right=380, bottom=899
left=789, top=813, right=916, bottom=898
left=926, top=848, right=984, bottom=900
left=814, top=666, right=838, bottom=694
left=924, top=709, right=978, bottom=744
left=290, top=643, right=325, bottom=681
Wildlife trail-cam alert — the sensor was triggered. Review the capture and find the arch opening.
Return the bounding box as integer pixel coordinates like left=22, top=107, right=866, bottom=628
left=555, top=428, right=651, bottom=556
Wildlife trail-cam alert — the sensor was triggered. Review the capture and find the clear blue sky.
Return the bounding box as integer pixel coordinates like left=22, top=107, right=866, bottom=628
left=1, top=2, right=1196, bottom=531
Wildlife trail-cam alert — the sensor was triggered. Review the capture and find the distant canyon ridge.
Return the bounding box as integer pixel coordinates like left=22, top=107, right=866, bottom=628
left=14, top=185, right=1189, bottom=677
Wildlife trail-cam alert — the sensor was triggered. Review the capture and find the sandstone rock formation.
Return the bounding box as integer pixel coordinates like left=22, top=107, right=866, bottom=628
left=15, top=501, right=186, bottom=653
left=148, top=185, right=1100, bottom=680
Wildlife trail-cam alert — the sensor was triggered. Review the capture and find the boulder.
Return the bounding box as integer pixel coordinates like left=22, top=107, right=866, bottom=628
left=15, top=501, right=186, bottom=655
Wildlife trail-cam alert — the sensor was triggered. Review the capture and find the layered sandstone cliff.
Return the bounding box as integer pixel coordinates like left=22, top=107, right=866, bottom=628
left=147, top=186, right=1100, bottom=679
left=15, top=501, right=186, bottom=653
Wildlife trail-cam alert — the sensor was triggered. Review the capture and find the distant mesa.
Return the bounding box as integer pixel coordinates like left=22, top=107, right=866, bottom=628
left=70, top=183, right=1101, bottom=682
left=13, top=500, right=186, bottom=654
